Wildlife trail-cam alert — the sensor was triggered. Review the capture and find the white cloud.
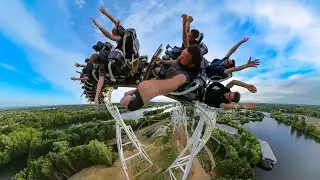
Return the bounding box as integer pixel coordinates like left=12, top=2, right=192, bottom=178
left=74, top=0, right=85, bottom=8
left=222, top=73, right=320, bottom=105
left=0, top=0, right=85, bottom=96
left=0, top=63, right=22, bottom=74
left=225, top=0, right=320, bottom=67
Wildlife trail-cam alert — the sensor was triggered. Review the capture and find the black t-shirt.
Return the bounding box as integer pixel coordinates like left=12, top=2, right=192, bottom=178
left=204, top=82, right=230, bottom=108
left=115, top=30, right=137, bottom=60
left=82, top=62, right=93, bottom=76
left=97, top=50, right=111, bottom=76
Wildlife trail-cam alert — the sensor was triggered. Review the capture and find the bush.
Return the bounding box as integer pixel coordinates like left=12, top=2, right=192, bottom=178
left=211, top=129, right=260, bottom=179
left=14, top=140, right=116, bottom=180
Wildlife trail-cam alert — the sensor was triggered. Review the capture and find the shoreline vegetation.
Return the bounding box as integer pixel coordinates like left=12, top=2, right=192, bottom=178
left=0, top=103, right=319, bottom=179
left=256, top=103, right=320, bottom=141
left=270, top=111, right=320, bottom=141
left=209, top=110, right=263, bottom=179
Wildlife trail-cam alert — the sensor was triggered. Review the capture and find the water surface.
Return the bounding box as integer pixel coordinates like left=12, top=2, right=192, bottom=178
left=244, top=116, right=320, bottom=180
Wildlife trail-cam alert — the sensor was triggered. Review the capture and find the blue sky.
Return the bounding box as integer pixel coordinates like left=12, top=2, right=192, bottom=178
left=0, top=0, right=320, bottom=108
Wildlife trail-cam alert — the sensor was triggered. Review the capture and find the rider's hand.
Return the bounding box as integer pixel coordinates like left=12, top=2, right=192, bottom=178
left=115, top=20, right=120, bottom=28
left=74, top=63, right=80, bottom=67
left=99, top=7, right=107, bottom=14
left=91, top=18, right=100, bottom=27
left=246, top=57, right=260, bottom=68
left=187, top=16, right=193, bottom=24
left=155, top=57, right=162, bottom=64
left=247, top=84, right=257, bottom=93
left=94, top=98, right=99, bottom=104
left=182, top=14, right=188, bottom=24
left=71, top=77, right=76, bottom=80
left=242, top=103, right=256, bottom=110
left=240, top=37, right=249, bottom=43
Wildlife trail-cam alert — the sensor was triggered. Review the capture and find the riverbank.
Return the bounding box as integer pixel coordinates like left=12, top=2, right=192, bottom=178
left=244, top=116, right=320, bottom=180
left=270, top=111, right=320, bottom=142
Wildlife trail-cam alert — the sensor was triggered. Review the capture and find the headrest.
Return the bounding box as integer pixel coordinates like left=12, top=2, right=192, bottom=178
left=199, top=42, right=208, bottom=55
left=195, top=32, right=204, bottom=44
left=116, top=25, right=126, bottom=37
left=103, top=42, right=114, bottom=52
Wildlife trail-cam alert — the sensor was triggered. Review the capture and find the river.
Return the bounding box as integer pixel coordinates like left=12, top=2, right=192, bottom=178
left=121, top=105, right=172, bottom=120
left=244, top=115, right=320, bottom=180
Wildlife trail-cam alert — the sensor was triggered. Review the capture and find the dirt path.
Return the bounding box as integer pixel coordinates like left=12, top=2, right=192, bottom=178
left=204, top=145, right=215, bottom=170
left=68, top=121, right=212, bottom=180
left=68, top=161, right=123, bottom=180
left=172, top=127, right=211, bottom=180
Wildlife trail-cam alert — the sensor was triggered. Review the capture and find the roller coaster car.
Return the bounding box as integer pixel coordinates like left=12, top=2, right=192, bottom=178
left=145, top=45, right=207, bottom=103
left=95, top=44, right=164, bottom=88
left=87, top=44, right=204, bottom=105
left=163, top=44, right=182, bottom=60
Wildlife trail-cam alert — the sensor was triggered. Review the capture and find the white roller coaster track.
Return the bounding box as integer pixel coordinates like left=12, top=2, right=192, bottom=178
left=167, top=101, right=217, bottom=180
left=103, top=88, right=153, bottom=180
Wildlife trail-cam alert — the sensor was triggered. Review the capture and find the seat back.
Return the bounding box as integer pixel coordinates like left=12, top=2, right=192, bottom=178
left=122, top=28, right=140, bottom=60
left=208, top=73, right=232, bottom=83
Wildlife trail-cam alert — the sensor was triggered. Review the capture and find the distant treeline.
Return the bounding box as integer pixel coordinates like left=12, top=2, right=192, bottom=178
left=217, top=111, right=264, bottom=127
left=256, top=104, right=320, bottom=118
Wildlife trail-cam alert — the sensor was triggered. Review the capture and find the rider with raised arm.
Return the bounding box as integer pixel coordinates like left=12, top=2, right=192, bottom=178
left=92, top=7, right=140, bottom=104
left=71, top=60, right=93, bottom=81
left=206, top=37, right=259, bottom=80
left=120, top=14, right=203, bottom=111
left=203, top=79, right=256, bottom=110
left=162, top=14, right=202, bottom=61
left=155, top=14, right=202, bottom=76
left=91, top=7, right=123, bottom=44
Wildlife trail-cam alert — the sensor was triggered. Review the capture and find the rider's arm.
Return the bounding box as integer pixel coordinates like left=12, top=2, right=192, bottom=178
left=161, top=58, right=175, bottom=65
left=100, top=8, right=118, bottom=25
left=92, top=19, right=121, bottom=42
left=94, top=65, right=106, bottom=102
left=75, top=63, right=86, bottom=67
left=226, top=80, right=249, bottom=89
left=71, top=77, right=89, bottom=81
left=182, top=17, right=189, bottom=48
left=225, top=38, right=247, bottom=58
left=94, top=75, right=105, bottom=102
left=220, top=103, right=242, bottom=110
left=97, top=26, right=121, bottom=42
left=224, top=64, right=247, bottom=74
